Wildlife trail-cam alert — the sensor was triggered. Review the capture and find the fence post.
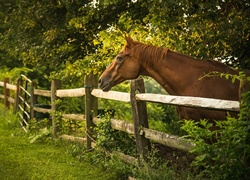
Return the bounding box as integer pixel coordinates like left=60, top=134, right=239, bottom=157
left=239, top=78, right=250, bottom=176
left=4, top=78, right=10, bottom=109
left=130, top=78, right=151, bottom=162
left=51, top=80, right=61, bottom=137
left=14, top=78, right=20, bottom=113
left=84, top=74, right=98, bottom=149
left=30, top=81, right=36, bottom=119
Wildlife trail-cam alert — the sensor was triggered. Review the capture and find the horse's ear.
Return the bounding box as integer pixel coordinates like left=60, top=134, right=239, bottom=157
left=124, top=35, right=135, bottom=47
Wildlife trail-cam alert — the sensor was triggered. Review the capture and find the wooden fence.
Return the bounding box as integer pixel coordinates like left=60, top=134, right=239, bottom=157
left=0, top=74, right=241, bottom=163
left=0, top=78, right=17, bottom=109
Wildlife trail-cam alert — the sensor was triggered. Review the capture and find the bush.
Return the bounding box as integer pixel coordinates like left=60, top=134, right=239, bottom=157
left=94, top=114, right=136, bottom=156
left=181, top=114, right=250, bottom=179
left=181, top=73, right=250, bottom=179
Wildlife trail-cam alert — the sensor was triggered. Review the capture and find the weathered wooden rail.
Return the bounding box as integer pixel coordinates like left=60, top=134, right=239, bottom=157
left=0, top=75, right=241, bottom=162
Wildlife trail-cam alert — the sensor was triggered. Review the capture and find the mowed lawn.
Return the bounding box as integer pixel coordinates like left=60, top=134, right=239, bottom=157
left=0, top=106, right=114, bottom=180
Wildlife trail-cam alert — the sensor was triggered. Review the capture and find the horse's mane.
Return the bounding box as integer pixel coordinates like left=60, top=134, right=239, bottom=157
left=132, top=42, right=168, bottom=66
left=132, top=41, right=232, bottom=72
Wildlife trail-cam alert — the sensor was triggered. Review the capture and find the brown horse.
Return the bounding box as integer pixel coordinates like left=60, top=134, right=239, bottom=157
left=99, top=35, right=239, bottom=123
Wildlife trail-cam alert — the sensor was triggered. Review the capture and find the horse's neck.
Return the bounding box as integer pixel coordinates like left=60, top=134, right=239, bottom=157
left=141, top=50, right=202, bottom=95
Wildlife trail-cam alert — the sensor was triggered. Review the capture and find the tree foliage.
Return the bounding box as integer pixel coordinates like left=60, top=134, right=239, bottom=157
left=94, top=0, right=250, bottom=68
left=1, top=0, right=249, bottom=82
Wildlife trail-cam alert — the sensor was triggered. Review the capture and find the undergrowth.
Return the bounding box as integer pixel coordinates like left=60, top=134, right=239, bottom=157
left=94, top=114, right=137, bottom=156
left=181, top=91, right=250, bottom=179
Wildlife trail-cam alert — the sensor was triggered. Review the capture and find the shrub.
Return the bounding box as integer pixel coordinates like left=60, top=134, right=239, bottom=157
left=94, top=113, right=136, bottom=156
left=182, top=116, right=250, bottom=179
left=181, top=73, right=250, bottom=179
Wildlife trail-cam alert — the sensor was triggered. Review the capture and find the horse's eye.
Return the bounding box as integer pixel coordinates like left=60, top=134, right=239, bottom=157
left=116, top=56, right=124, bottom=62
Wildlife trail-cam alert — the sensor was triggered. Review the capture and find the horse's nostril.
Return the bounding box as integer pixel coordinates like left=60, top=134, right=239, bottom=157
left=98, top=78, right=102, bottom=84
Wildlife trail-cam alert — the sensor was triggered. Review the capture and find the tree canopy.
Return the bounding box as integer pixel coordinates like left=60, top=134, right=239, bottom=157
left=0, top=0, right=249, bottom=83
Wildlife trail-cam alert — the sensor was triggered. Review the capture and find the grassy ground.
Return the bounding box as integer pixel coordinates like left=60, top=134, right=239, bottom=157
left=0, top=105, right=115, bottom=180
left=0, top=104, right=198, bottom=180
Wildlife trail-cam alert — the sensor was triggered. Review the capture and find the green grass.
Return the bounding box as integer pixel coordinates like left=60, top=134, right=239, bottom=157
left=0, top=105, right=115, bottom=180
left=0, top=104, right=198, bottom=180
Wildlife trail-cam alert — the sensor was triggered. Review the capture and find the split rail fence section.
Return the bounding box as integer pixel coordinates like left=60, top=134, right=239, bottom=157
left=0, top=78, right=17, bottom=109
left=0, top=75, right=241, bottom=161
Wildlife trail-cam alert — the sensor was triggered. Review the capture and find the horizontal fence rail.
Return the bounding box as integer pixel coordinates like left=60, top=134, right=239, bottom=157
left=136, top=93, right=240, bottom=112
left=6, top=83, right=16, bottom=91
left=34, top=89, right=51, bottom=97
left=91, top=89, right=131, bottom=102
left=142, top=127, right=194, bottom=151
left=62, top=114, right=85, bottom=121
left=56, top=88, right=86, bottom=97
left=33, top=107, right=52, bottom=114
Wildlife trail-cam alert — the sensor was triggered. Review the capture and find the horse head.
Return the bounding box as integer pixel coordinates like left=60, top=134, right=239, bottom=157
left=99, top=36, right=141, bottom=91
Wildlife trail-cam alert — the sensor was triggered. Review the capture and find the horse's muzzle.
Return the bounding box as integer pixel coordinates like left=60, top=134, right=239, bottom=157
left=98, top=78, right=111, bottom=92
